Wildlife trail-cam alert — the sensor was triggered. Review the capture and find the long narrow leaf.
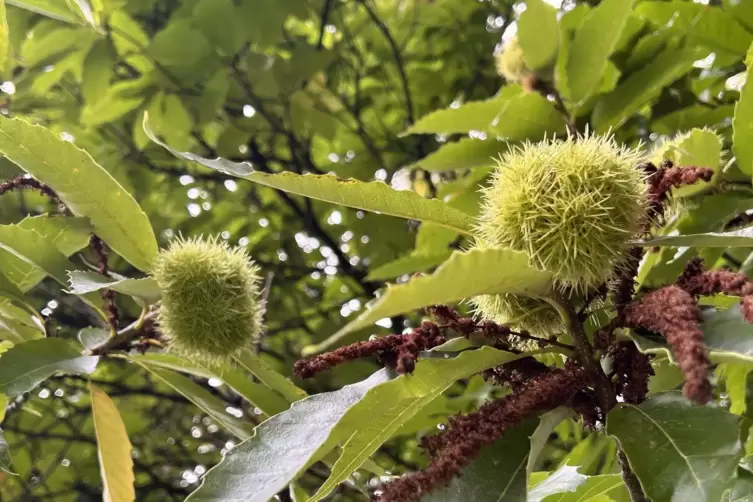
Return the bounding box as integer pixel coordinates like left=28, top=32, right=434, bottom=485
left=145, top=116, right=476, bottom=235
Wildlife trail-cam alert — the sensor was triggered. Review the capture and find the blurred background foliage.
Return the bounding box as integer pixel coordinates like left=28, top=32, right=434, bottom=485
left=0, top=0, right=751, bottom=500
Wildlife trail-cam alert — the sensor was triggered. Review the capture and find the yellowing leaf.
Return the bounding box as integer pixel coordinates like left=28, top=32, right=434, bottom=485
left=566, top=0, right=635, bottom=105
left=90, top=384, right=135, bottom=502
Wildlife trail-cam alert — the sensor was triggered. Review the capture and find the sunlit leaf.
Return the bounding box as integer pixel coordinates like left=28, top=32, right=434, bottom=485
left=406, top=138, right=508, bottom=172
left=592, top=45, right=704, bottom=132
left=518, top=0, right=559, bottom=71
left=652, top=128, right=723, bottom=198
left=309, top=248, right=552, bottom=354
left=145, top=116, right=476, bottom=235
left=0, top=118, right=158, bottom=271
left=6, top=0, right=81, bottom=24
left=734, top=42, right=753, bottom=178
left=365, top=251, right=452, bottom=281
left=90, top=384, right=135, bottom=502
left=566, top=0, right=635, bottom=105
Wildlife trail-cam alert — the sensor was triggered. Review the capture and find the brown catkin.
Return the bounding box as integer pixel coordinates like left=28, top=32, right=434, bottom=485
left=375, top=364, right=586, bottom=502
left=623, top=286, right=712, bottom=404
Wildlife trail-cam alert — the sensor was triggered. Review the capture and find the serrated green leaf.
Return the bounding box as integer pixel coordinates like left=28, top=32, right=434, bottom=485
left=592, top=45, right=704, bottom=132
left=0, top=217, right=92, bottom=292
left=67, top=271, right=161, bottom=305
left=90, top=384, right=135, bottom=502
left=135, top=364, right=254, bottom=440
left=131, top=353, right=288, bottom=418
left=186, top=369, right=393, bottom=502
left=0, top=0, right=9, bottom=78
left=566, top=0, right=635, bottom=105
left=0, top=118, right=158, bottom=271
left=0, top=225, right=79, bottom=290
left=734, top=43, right=753, bottom=177
left=309, top=347, right=534, bottom=502
left=82, top=39, right=115, bottom=105
left=149, top=20, right=209, bottom=66
left=402, top=87, right=522, bottom=135
left=518, top=0, right=559, bottom=72
left=18, top=215, right=93, bottom=255
left=424, top=419, right=537, bottom=502
left=82, top=95, right=145, bottom=126
left=129, top=353, right=215, bottom=379
left=653, top=128, right=723, bottom=198
left=7, top=0, right=81, bottom=24
left=607, top=393, right=743, bottom=502
left=0, top=339, right=98, bottom=397
left=0, top=298, right=43, bottom=343
left=636, top=1, right=752, bottom=57
left=0, top=270, right=25, bottom=305
left=365, top=251, right=452, bottom=281
left=308, top=248, right=552, bottom=354
left=233, top=350, right=307, bottom=404
left=640, top=227, right=753, bottom=248
left=145, top=116, right=476, bottom=235
left=406, top=138, right=508, bottom=172
left=491, top=92, right=566, bottom=140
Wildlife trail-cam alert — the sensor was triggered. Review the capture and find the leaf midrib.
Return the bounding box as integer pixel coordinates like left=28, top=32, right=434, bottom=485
left=1, top=354, right=90, bottom=394
left=310, top=372, right=449, bottom=501
left=630, top=405, right=704, bottom=493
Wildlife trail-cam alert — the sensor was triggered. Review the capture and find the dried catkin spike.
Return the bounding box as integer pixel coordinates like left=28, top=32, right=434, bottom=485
left=152, top=236, right=264, bottom=363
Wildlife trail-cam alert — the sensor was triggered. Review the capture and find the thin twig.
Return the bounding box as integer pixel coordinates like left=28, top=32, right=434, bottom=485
left=549, top=294, right=615, bottom=417
left=89, top=235, right=120, bottom=332
left=358, top=0, right=415, bottom=125
left=89, top=310, right=157, bottom=356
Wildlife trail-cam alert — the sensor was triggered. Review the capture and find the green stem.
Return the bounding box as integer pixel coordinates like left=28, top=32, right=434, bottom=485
left=89, top=309, right=155, bottom=356
left=546, top=293, right=615, bottom=415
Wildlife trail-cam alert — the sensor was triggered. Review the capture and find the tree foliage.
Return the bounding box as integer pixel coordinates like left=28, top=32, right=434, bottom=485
left=1, top=0, right=753, bottom=501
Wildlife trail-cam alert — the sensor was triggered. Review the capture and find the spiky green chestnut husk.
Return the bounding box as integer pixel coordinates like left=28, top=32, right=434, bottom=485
left=477, top=134, right=647, bottom=294
left=495, top=37, right=534, bottom=85
left=153, top=237, right=264, bottom=362
left=471, top=292, right=564, bottom=340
